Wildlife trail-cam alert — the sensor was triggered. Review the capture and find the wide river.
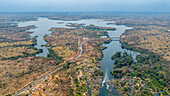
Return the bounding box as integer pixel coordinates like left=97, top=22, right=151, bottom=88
left=18, top=17, right=139, bottom=95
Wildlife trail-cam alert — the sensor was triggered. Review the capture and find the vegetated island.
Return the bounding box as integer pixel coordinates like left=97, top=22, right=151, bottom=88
left=66, top=23, right=116, bottom=31
left=107, top=16, right=170, bottom=96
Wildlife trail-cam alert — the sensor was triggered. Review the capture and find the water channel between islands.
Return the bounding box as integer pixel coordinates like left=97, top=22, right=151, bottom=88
left=18, top=17, right=140, bottom=95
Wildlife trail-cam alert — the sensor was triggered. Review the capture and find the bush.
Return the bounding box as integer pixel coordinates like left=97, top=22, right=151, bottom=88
left=5, top=94, right=12, bottom=96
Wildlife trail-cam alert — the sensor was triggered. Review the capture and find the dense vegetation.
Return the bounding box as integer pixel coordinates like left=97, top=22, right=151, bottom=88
left=110, top=51, right=169, bottom=95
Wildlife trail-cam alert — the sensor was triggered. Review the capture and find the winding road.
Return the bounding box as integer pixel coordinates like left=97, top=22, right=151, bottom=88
left=15, top=36, right=100, bottom=96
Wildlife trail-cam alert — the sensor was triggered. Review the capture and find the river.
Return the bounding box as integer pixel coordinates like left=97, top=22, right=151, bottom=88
left=17, top=17, right=139, bottom=96
left=98, top=22, right=140, bottom=96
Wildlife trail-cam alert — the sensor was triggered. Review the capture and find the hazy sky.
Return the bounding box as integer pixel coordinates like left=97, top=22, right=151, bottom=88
left=0, top=0, right=170, bottom=12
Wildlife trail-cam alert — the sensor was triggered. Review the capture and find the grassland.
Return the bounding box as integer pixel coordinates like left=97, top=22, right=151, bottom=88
left=0, top=18, right=60, bottom=96
left=108, top=16, right=170, bottom=60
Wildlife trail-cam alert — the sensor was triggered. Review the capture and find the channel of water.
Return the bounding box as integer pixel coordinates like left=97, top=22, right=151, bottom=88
left=18, top=17, right=139, bottom=95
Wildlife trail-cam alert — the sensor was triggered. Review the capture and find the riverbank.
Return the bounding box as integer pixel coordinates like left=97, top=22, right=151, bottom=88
left=108, top=16, right=170, bottom=95
left=98, top=22, right=140, bottom=96
left=109, top=48, right=169, bottom=95
left=16, top=18, right=114, bottom=96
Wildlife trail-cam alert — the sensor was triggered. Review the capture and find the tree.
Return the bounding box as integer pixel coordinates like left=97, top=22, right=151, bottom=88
left=111, top=51, right=122, bottom=60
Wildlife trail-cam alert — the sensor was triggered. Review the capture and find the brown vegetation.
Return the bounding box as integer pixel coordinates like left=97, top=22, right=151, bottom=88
left=115, top=16, right=170, bottom=60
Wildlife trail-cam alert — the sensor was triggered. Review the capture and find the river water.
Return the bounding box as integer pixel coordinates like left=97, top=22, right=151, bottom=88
left=17, top=17, right=139, bottom=95
left=98, top=22, right=140, bottom=96
left=18, top=18, right=69, bottom=57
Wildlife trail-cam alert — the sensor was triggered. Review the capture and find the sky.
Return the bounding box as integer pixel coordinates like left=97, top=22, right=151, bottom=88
left=0, top=0, right=170, bottom=12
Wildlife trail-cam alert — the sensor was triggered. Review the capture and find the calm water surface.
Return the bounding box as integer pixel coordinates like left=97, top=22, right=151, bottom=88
left=18, top=17, right=139, bottom=95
